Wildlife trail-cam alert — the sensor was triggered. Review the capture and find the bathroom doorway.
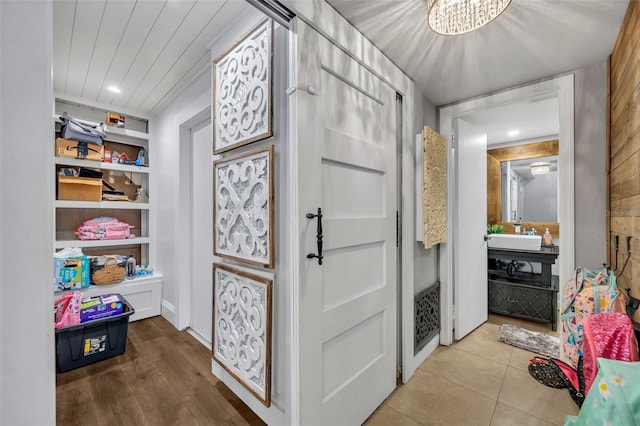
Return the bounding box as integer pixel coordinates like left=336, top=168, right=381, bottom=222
left=439, top=75, right=576, bottom=345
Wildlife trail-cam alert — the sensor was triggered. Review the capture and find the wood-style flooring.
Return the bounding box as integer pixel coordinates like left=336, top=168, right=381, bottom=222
left=56, top=316, right=266, bottom=426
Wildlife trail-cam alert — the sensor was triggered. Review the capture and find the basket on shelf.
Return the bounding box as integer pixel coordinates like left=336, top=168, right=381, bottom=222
left=91, top=257, right=125, bottom=285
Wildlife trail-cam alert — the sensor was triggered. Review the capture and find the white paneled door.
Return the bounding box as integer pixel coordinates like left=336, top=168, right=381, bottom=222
left=454, top=119, right=488, bottom=340
left=294, top=20, right=398, bottom=425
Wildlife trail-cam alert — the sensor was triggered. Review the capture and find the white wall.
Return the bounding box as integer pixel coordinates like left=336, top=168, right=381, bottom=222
left=0, top=1, right=56, bottom=424
left=413, top=91, right=439, bottom=294
left=151, top=9, right=288, bottom=425
left=151, top=65, right=211, bottom=325
left=574, top=61, right=607, bottom=268
left=211, top=21, right=289, bottom=425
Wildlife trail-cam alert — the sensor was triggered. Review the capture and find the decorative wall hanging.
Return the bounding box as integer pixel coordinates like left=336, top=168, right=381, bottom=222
left=213, top=19, right=273, bottom=154
left=214, top=145, right=274, bottom=268
left=212, top=263, right=272, bottom=406
left=423, top=126, right=447, bottom=248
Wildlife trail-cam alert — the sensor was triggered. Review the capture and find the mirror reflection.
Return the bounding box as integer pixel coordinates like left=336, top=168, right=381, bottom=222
left=501, top=155, right=559, bottom=223
left=486, top=139, right=560, bottom=237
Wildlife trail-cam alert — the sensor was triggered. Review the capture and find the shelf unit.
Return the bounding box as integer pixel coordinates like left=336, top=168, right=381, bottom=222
left=53, top=105, right=161, bottom=322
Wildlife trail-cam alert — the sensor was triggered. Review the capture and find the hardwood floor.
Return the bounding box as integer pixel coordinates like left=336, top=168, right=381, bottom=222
left=56, top=316, right=266, bottom=426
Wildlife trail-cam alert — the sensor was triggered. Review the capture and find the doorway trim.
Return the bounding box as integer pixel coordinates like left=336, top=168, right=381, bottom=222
left=175, top=106, right=212, bottom=330
left=188, top=116, right=213, bottom=346
left=438, top=75, right=575, bottom=345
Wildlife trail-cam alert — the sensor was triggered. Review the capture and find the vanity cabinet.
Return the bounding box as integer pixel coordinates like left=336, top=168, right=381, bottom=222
left=488, top=246, right=559, bottom=330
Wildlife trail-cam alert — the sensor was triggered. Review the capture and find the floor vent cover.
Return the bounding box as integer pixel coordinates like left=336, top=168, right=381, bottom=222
left=415, top=281, right=440, bottom=354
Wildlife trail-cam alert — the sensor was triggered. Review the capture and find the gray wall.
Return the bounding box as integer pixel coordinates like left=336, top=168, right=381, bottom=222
left=523, top=171, right=558, bottom=222
left=413, top=90, right=439, bottom=294
left=574, top=62, right=607, bottom=268
left=1, top=1, right=56, bottom=424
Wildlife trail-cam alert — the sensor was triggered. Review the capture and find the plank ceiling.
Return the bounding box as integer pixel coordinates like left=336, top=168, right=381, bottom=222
left=327, top=0, right=629, bottom=106
left=53, top=0, right=252, bottom=118
left=54, top=0, right=630, bottom=118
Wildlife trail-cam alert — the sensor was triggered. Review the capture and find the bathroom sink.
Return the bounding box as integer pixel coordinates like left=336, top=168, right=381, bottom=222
left=486, top=234, right=542, bottom=251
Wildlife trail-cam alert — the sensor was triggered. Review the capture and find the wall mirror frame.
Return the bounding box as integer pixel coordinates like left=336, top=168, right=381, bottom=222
left=487, top=139, right=560, bottom=237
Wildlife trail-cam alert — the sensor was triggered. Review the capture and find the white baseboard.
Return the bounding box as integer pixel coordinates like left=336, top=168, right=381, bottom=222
left=187, top=328, right=212, bottom=351
left=161, top=299, right=176, bottom=326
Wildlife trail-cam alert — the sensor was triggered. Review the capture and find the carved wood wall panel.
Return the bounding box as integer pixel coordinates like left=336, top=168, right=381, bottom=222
left=423, top=127, right=447, bottom=248
left=213, top=146, right=274, bottom=268
left=212, top=263, right=272, bottom=406
left=213, top=19, right=273, bottom=153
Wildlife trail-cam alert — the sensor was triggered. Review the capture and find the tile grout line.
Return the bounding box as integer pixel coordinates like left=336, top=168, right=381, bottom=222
left=489, top=347, right=515, bottom=425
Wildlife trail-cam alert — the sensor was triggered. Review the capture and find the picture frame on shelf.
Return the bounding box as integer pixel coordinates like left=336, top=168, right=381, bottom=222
left=213, top=145, right=274, bottom=268
left=213, top=19, right=273, bottom=154
left=212, top=263, right=272, bottom=407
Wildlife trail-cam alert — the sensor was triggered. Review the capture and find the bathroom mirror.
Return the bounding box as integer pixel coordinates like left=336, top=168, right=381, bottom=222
left=487, top=139, right=560, bottom=237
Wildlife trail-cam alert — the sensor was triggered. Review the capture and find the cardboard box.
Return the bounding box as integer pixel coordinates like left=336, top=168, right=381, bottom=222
left=54, top=256, right=90, bottom=291
left=55, top=137, right=104, bottom=162
left=58, top=175, right=102, bottom=202
left=80, top=294, right=124, bottom=322
left=106, top=112, right=125, bottom=128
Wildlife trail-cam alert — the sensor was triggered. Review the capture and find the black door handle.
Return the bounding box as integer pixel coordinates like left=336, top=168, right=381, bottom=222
left=306, top=208, right=323, bottom=265
left=484, top=235, right=490, bottom=241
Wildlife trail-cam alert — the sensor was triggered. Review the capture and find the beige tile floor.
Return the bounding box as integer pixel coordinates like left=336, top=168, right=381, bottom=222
left=366, top=314, right=579, bottom=426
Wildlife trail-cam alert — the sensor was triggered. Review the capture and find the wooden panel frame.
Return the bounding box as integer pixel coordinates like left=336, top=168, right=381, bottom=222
left=213, top=145, right=275, bottom=268
left=487, top=139, right=561, bottom=237
left=212, top=263, right=272, bottom=407
left=212, top=19, right=273, bottom=154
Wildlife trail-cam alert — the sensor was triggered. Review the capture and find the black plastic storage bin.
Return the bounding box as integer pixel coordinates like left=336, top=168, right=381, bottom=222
left=55, top=297, right=135, bottom=373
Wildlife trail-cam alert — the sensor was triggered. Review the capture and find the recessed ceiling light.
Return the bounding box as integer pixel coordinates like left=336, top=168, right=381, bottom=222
left=507, top=129, right=519, bottom=137
left=107, top=86, right=121, bottom=94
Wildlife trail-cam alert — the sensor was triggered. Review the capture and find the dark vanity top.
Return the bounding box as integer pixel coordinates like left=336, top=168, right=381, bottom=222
left=488, top=245, right=559, bottom=263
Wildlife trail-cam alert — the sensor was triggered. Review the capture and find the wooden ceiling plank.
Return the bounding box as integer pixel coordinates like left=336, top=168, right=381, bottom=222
left=125, top=0, right=227, bottom=112
left=53, top=0, right=76, bottom=94
left=146, top=52, right=211, bottom=116
left=95, top=0, right=167, bottom=106
left=136, top=1, right=253, bottom=113
left=65, top=0, right=107, bottom=97
left=81, top=0, right=136, bottom=101
left=116, top=1, right=197, bottom=108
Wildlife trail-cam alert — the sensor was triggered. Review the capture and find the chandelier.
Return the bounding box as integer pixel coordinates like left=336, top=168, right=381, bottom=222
left=530, top=162, right=551, bottom=176
left=427, top=0, right=512, bottom=35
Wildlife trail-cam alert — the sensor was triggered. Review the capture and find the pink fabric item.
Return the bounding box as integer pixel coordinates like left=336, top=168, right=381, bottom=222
left=54, top=291, right=82, bottom=329
left=582, top=312, right=639, bottom=394
left=75, top=216, right=135, bottom=240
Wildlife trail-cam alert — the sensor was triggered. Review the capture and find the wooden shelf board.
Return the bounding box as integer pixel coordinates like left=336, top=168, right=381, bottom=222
left=54, top=156, right=150, bottom=173
left=55, top=200, right=149, bottom=210
left=55, top=236, right=150, bottom=249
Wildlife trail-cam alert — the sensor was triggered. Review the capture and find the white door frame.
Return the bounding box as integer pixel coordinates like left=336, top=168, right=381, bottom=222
left=188, top=117, right=213, bottom=346
left=175, top=106, right=212, bottom=330
left=439, top=75, right=575, bottom=345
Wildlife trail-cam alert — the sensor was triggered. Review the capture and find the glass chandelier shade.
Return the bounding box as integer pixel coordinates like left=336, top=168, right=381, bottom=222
left=427, top=0, right=512, bottom=35
left=530, top=163, right=551, bottom=176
